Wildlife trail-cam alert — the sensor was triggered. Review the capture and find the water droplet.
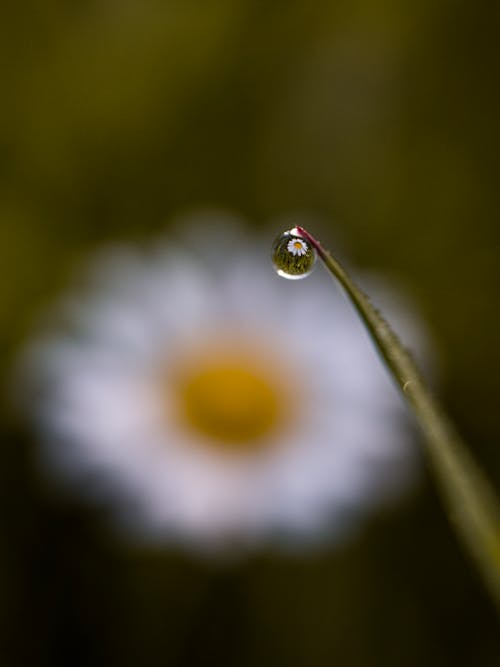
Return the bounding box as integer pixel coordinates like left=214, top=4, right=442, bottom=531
left=271, top=228, right=317, bottom=280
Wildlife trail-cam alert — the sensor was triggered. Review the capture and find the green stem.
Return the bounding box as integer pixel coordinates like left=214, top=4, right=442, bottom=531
left=297, top=226, right=500, bottom=610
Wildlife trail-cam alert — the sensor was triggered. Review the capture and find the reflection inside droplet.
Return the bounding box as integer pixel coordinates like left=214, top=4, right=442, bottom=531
left=272, top=227, right=317, bottom=280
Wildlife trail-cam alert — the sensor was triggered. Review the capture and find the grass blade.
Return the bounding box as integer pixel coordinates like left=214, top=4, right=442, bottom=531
left=295, top=226, right=500, bottom=610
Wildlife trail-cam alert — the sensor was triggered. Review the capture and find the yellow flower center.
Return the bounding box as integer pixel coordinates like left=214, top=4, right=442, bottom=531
left=168, top=338, right=296, bottom=453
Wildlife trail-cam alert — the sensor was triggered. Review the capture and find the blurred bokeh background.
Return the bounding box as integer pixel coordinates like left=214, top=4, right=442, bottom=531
left=1, top=1, right=500, bottom=665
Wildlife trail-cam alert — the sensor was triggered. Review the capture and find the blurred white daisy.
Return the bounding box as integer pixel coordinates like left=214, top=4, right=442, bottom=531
left=15, top=216, right=425, bottom=553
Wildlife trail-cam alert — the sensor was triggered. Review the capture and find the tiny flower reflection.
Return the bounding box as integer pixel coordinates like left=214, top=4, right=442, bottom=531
left=15, top=218, right=423, bottom=553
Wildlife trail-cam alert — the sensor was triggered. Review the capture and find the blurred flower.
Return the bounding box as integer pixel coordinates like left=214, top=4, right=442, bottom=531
left=15, top=215, right=424, bottom=553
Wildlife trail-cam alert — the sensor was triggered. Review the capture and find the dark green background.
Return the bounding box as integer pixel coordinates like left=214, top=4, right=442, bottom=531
left=1, top=1, right=499, bottom=665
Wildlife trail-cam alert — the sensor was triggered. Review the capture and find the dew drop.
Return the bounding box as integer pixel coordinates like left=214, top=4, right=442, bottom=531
left=271, top=227, right=317, bottom=280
